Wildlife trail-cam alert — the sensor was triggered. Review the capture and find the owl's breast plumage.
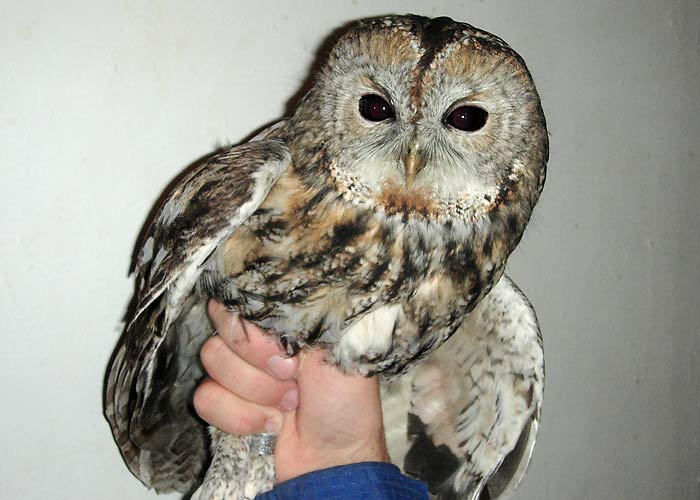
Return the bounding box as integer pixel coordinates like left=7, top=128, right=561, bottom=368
left=199, top=164, right=512, bottom=374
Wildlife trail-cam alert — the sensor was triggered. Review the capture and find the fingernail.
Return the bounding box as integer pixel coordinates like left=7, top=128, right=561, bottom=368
left=278, top=388, right=298, bottom=411
left=267, top=355, right=297, bottom=380
left=265, top=414, right=283, bottom=434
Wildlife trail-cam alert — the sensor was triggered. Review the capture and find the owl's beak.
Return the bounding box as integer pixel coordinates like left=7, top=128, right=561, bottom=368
left=403, top=146, right=425, bottom=188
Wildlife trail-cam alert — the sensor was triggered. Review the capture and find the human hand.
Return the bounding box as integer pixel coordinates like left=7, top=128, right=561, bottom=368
left=193, top=300, right=389, bottom=482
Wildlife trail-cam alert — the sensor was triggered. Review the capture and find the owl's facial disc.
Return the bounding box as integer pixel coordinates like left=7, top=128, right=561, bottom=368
left=291, top=15, right=547, bottom=219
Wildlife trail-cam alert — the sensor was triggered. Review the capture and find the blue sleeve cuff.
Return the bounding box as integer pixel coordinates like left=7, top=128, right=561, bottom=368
left=254, top=461, right=429, bottom=500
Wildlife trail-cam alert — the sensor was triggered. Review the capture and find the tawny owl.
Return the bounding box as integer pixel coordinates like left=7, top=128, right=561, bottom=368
left=105, top=14, right=547, bottom=500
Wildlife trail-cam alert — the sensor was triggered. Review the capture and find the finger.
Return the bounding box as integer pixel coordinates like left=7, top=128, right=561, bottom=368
left=200, top=335, right=299, bottom=410
left=193, top=378, right=284, bottom=435
left=208, top=300, right=298, bottom=379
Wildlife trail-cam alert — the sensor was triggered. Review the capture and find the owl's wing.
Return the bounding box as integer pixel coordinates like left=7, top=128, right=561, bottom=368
left=400, top=275, right=544, bottom=500
left=131, top=121, right=289, bottom=325
left=104, top=124, right=290, bottom=493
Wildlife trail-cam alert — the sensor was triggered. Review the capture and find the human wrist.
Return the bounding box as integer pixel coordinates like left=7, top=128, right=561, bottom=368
left=275, top=433, right=390, bottom=482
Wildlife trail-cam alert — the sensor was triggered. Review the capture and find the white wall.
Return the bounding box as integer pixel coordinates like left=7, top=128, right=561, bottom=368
left=1, top=1, right=698, bottom=499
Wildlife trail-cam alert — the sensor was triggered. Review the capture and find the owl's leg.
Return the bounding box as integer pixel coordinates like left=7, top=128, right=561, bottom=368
left=192, top=428, right=275, bottom=500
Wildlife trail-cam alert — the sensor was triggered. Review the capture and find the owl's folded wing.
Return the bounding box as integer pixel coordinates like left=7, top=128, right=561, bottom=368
left=401, top=275, right=544, bottom=500
left=132, top=123, right=290, bottom=325
left=104, top=125, right=290, bottom=493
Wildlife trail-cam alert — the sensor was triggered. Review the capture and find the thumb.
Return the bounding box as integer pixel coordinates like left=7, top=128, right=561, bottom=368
left=294, top=349, right=384, bottom=439
left=274, top=349, right=389, bottom=482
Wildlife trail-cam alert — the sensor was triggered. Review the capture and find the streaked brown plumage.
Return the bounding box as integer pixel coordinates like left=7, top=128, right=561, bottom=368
left=105, top=14, right=547, bottom=500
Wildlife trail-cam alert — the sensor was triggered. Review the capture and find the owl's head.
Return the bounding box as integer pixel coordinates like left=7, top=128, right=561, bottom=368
left=289, top=15, right=547, bottom=222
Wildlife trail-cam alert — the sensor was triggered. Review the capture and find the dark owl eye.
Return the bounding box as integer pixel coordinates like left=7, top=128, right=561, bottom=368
left=358, top=94, right=395, bottom=122
left=444, top=105, right=489, bottom=132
